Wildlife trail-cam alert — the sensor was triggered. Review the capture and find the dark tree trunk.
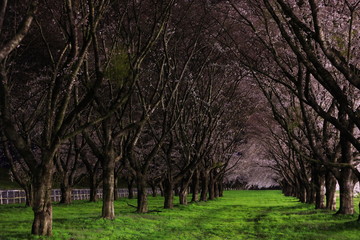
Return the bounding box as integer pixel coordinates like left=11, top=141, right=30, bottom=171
left=305, top=183, right=315, bottom=204
left=31, top=168, right=53, bottom=236
left=337, top=127, right=355, bottom=215
left=208, top=171, right=215, bottom=200
left=282, top=182, right=292, bottom=196
left=151, top=185, right=157, bottom=197
left=163, top=178, right=174, bottom=209
left=218, top=181, right=224, bottom=197
left=299, top=184, right=307, bottom=203
left=314, top=170, right=325, bottom=209
left=283, top=182, right=296, bottom=197
left=200, top=170, right=209, bottom=202
left=127, top=178, right=134, bottom=199
left=60, top=184, right=72, bottom=204
left=337, top=168, right=355, bottom=215
left=191, top=169, right=199, bottom=202
left=24, top=184, right=33, bottom=207
left=325, top=171, right=337, bottom=211
left=136, top=174, right=148, bottom=213
left=101, top=158, right=115, bottom=219
left=214, top=182, right=219, bottom=198
left=89, top=176, right=98, bottom=202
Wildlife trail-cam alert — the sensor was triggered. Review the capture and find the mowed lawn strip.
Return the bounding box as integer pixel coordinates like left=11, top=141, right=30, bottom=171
left=0, top=190, right=360, bottom=240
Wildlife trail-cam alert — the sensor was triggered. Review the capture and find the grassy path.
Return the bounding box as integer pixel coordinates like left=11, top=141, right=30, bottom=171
left=0, top=190, right=360, bottom=239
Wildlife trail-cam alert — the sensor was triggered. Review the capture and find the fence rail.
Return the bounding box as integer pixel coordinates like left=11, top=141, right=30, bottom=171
left=0, top=188, right=151, bottom=205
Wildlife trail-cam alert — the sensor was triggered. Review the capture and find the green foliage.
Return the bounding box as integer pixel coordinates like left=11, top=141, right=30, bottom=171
left=1, top=191, right=360, bottom=239
left=105, top=49, right=131, bottom=87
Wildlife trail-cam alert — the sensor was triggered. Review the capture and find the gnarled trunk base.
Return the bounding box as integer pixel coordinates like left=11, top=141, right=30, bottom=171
left=31, top=172, right=53, bottom=236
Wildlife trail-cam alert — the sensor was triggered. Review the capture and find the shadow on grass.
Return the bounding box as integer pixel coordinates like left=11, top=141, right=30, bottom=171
left=324, top=219, right=360, bottom=231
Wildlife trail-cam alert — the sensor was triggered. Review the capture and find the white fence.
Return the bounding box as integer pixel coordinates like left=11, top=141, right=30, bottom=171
left=0, top=188, right=145, bottom=205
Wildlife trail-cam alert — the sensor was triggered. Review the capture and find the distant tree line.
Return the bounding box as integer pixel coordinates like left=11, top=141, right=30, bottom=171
left=221, top=0, right=360, bottom=219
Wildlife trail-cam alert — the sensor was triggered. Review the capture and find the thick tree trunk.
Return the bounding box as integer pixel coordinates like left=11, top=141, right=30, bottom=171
left=163, top=178, right=174, bottom=209
left=314, top=171, right=325, bottom=209
left=325, top=172, right=337, bottom=211
left=60, top=184, right=72, bottom=204
left=31, top=168, right=53, bottom=236
left=200, top=170, right=209, bottom=202
left=136, top=175, right=148, bottom=213
left=191, top=170, right=199, bottom=202
left=101, top=158, right=115, bottom=219
left=337, top=127, right=355, bottom=215
left=337, top=168, right=355, bottom=215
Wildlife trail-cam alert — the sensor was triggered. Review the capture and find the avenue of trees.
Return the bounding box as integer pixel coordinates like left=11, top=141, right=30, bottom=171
left=0, top=0, right=252, bottom=236
left=3, top=0, right=360, bottom=237
left=222, top=0, right=360, bottom=217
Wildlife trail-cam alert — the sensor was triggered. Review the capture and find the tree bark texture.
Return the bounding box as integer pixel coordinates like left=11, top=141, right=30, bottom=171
left=325, top=172, right=337, bottom=211
left=200, top=170, right=209, bottom=201
left=101, top=158, right=115, bottom=219
left=179, top=188, right=188, bottom=205
left=24, top=184, right=34, bottom=207
left=89, top=176, right=99, bottom=202
left=337, top=168, right=355, bottom=215
left=163, top=179, right=174, bottom=209
left=191, top=170, right=199, bottom=202
left=314, top=171, right=325, bottom=209
left=31, top=169, right=53, bottom=236
left=60, top=181, right=72, bottom=204
left=208, top=172, right=215, bottom=200
left=337, top=127, right=355, bottom=215
left=136, top=176, right=148, bottom=213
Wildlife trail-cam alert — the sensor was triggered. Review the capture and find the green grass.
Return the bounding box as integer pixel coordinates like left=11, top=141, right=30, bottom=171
left=1, top=190, right=360, bottom=240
